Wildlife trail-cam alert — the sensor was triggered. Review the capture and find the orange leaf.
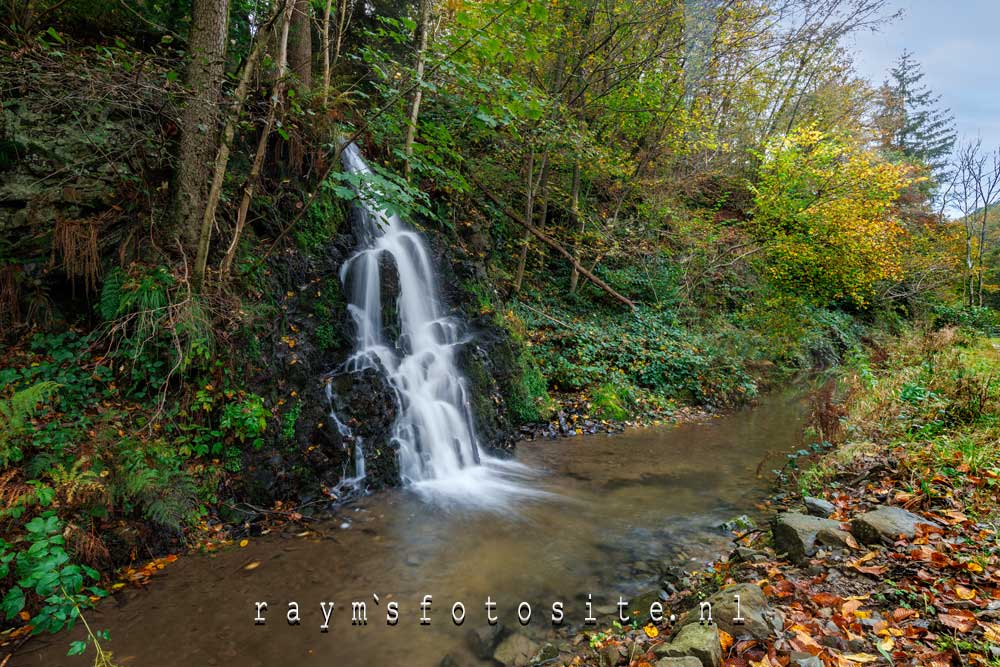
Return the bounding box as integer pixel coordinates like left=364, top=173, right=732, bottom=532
left=939, top=612, right=976, bottom=633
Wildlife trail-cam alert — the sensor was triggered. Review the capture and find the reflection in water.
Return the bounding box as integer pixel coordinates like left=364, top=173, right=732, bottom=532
left=16, top=391, right=805, bottom=667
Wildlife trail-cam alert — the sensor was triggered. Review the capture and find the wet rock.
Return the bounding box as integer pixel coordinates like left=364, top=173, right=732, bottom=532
left=804, top=497, right=836, bottom=518
left=467, top=622, right=507, bottom=659
left=729, top=546, right=767, bottom=564
left=655, top=658, right=703, bottom=667
left=772, top=512, right=851, bottom=564
left=816, top=526, right=853, bottom=550
left=493, top=633, right=540, bottom=667
left=534, top=643, right=559, bottom=662
left=789, top=651, right=824, bottom=667
left=599, top=643, right=622, bottom=667
left=628, top=589, right=667, bottom=623
left=653, top=623, right=721, bottom=667
left=719, top=515, right=755, bottom=533
left=851, top=506, right=935, bottom=544
left=679, top=583, right=781, bottom=642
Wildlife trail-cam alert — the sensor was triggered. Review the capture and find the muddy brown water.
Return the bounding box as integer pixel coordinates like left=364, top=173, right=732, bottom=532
left=15, top=391, right=807, bottom=667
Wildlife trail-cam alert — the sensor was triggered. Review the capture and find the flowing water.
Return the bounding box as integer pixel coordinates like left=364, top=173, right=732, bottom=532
left=16, top=390, right=808, bottom=667
left=336, top=143, right=540, bottom=509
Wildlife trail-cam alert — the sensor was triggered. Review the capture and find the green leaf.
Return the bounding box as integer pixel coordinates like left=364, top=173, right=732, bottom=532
left=1, top=586, right=25, bottom=619
left=67, top=640, right=87, bottom=656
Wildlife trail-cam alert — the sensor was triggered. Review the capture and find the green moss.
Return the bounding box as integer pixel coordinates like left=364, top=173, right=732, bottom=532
left=508, top=349, right=554, bottom=423
left=591, top=382, right=630, bottom=421
left=295, top=191, right=347, bottom=252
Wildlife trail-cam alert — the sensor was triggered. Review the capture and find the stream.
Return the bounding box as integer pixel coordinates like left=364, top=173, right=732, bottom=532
left=17, top=390, right=807, bottom=667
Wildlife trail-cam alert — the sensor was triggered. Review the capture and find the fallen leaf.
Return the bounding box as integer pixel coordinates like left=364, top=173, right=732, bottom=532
left=240, top=539, right=249, bottom=548
left=643, top=624, right=659, bottom=639
left=719, top=629, right=734, bottom=652
left=955, top=585, right=976, bottom=600
left=939, top=612, right=976, bottom=633
left=243, top=561, right=261, bottom=571
left=841, top=653, right=879, bottom=663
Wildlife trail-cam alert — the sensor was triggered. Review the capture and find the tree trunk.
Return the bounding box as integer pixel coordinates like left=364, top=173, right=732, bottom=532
left=220, top=0, right=295, bottom=280
left=567, top=163, right=583, bottom=293
left=288, top=0, right=312, bottom=90
left=174, top=0, right=229, bottom=262
left=403, top=0, right=432, bottom=180
left=192, top=0, right=290, bottom=288
left=321, top=0, right=333, bottom=106
left=513, top=145, right=535, bottom=294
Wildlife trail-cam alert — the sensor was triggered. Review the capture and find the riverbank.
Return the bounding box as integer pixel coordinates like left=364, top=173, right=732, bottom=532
left=561, top=327, right=1000, bottom=667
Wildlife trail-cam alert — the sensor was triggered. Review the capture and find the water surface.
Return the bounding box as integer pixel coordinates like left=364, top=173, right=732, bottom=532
left=15, top=391, right=805, bottom=667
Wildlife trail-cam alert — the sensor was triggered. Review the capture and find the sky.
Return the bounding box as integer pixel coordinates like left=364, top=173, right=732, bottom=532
left=845, top=0, right=1000, bottom=152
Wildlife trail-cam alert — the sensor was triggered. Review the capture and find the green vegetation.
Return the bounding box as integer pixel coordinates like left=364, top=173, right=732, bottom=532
left=1, top=0, right=1000, bottom=662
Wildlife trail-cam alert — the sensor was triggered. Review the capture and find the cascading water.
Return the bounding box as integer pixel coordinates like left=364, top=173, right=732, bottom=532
left=336, top=142, right=541, bottom=509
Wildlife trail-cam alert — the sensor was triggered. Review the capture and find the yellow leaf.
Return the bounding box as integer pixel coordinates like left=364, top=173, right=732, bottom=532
left=955, top=585, right=976, bottom=600
left=239, top=539, right=249, bottom=548
left=643, top=624, right=659, bottom=638
left=243, top=561, right=261, bottom=571
left=877, top=636, right=894, bottom=652
left=966, top=561, right=984, bottom=574
left=981, top=622, right=1000, bottom=643
left=842, top=653, right=879, bottom=663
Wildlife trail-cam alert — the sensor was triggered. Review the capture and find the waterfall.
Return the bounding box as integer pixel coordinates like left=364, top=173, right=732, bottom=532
left=336, top=142, right=542, bottom=509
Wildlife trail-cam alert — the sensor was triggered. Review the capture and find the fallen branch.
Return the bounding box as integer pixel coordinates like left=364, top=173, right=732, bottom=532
left=469, top=175, right=636, bottom=309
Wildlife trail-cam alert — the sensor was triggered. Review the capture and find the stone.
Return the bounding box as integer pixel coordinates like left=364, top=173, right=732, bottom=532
left=678, top=583, right=781, bottom=642
left=804, top=497, right=836, bottom=518
left=655, top=658, right=703, bottom=667
left=627, top=589, right=667, bottom=624
left=493, top=633, right=540, bottom=667
left=467, top=622, right=506, bottom=659
left=600, top=643, right=623, bottom=667
left=789, top=651, right=824, bottom=667
left=533, top=643, right=559, bottom=662
left=851, top=506, right=935, bottom=544
left=772, top=513, right=851, bottom=564
left=493, top=634, right=539, bottom=667
left=653, top=623, right=721, bottom=667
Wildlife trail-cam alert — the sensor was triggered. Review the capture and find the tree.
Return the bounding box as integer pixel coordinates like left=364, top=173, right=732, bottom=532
left=751, top=127, right=913, bottom=306
left=954, top=140, right=1000, bottom=306
left=174, top=0, right=230, bottom=261
left=877, top=51, right=956, bottom=187
left=402, top=0, right=433, bottom=180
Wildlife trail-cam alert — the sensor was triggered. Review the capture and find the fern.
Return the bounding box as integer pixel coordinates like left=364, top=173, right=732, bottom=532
left=98, top=267, right=125, bottom=321
left=0, top=381, right=60, bottom=466
left=111, top=448, right=197, bottom=529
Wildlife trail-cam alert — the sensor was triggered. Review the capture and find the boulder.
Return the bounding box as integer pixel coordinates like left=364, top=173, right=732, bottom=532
left=679, top=583, right=782, bottom=641
left=772, top=513, right=851, bottom=564
left=804, top=497, right=836, bottom=518
left=467, top=622, right=506, bottom=659
left=656, top=658, right=703, bottom=667
left=493, top=634, right=540, bottom=667
left=851, top=506, right=934, bottom=544
left=653, top=623, right=721, bottom=667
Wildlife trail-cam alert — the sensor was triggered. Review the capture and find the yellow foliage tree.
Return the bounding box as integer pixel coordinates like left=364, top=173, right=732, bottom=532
left=751, top=127, right=914, bottom=306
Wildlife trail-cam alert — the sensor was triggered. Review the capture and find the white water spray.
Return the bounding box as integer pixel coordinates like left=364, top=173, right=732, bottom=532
left=337, top=143, right=542, bottom=509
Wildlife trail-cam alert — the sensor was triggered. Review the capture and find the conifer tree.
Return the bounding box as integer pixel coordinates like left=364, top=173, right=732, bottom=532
left=877, top=51, right=956, bottom=188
